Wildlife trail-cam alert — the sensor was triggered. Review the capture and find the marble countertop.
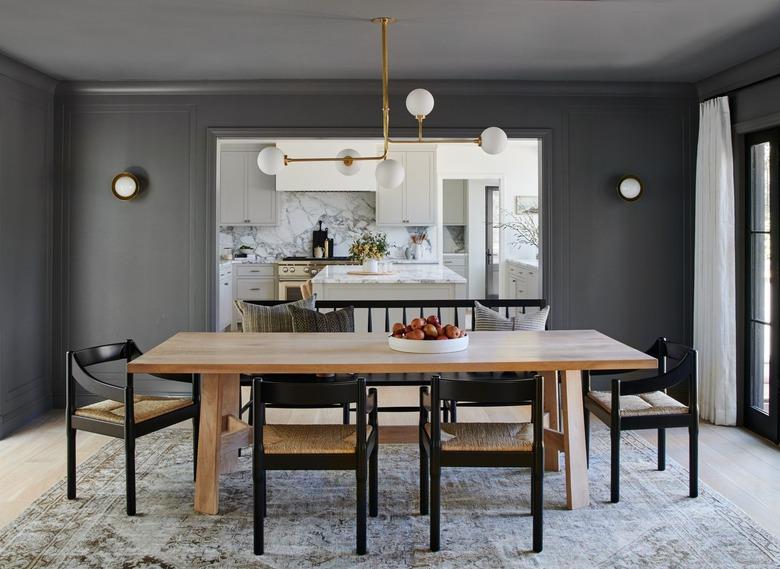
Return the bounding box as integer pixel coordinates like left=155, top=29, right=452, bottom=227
left=312, top=263, right=467, bottom=285
left=506, top=258, right=539, bottom=268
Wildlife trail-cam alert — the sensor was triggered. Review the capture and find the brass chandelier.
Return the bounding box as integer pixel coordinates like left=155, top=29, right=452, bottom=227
left=256, top=17, right=508, bottom=188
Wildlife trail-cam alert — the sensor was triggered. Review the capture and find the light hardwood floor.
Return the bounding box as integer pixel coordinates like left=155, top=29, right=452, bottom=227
left=2, top=396, right=779, bottom=541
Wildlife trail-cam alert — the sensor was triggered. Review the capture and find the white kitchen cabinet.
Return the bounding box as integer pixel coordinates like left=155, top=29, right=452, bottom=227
left=232, top=263, right=276, bottom=330
left=506, top=260, right=540, bottom=299
left=275, top=140, right=378, bottom=191
left=218, top=145, right=277, bottom=226
left=376, top=148, right=436, bottom=226
left=443, top=254, right=468, bottom=280
left=218, top=263, right=233, bottom=331
left=443, top=180, right=467, bottom=225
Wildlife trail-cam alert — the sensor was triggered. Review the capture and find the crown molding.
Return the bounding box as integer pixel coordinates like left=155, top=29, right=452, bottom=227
left=697, top=45, right=780, bottom=100
left=56, top=79, right=696, bottom=99
left=0, top=51, right=57, bottom=94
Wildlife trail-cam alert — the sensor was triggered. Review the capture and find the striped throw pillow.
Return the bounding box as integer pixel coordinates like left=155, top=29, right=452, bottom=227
left=235, top=297, right=315, bottom=333
left=473, top=301, right=515, bottom=331
left=473, top=301, right=550, bottom=332
left=514, top=306, right=550, bottom=331
left=288, top=305, right=355, bottom=333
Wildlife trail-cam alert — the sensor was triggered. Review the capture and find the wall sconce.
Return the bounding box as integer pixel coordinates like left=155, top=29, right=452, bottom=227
left=617, top=175, right=643, bottom=202
left=111, top=171, right=142, bottom=200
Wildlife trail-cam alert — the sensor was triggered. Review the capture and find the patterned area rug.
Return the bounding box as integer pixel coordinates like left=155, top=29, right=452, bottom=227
left=1, top=427, right=778, bottom=568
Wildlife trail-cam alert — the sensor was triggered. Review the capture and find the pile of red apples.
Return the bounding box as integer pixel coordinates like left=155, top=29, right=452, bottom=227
left=391, top=315, right=466, bottom=341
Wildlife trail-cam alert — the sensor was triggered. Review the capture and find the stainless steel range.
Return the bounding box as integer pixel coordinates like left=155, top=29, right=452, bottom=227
left=276, top=256, right=358, bottom=301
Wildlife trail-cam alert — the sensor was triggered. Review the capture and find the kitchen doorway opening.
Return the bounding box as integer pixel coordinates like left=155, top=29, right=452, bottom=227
left=208, top=129, right=548, bottom=331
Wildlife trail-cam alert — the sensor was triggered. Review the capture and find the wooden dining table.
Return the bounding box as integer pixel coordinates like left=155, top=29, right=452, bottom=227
left=128, top=329, right=656, bottom=515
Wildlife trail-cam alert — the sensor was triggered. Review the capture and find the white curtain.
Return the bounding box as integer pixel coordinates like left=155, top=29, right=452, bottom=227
left=694, top=96, right=737, bottom=425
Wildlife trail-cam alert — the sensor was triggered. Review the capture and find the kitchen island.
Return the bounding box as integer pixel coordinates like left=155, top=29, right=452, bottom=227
left=311, top=263, right=467, bottom=300
left=312, top=263, right=467, bottom=332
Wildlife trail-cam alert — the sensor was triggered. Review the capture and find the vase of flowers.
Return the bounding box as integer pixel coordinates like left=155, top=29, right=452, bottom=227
left=349, top=232, right=390, bottom=272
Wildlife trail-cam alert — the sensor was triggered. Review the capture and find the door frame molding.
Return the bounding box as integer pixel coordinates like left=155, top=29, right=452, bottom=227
left=741, top=126, right=780, bottom=442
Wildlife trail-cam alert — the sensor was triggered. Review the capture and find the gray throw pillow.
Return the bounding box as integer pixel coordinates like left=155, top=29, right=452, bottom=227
left=288, top=305, right=355, bottom=333
left=473, top=301, right=550, bottom=331
left=235, top=297, right=315, bottom=333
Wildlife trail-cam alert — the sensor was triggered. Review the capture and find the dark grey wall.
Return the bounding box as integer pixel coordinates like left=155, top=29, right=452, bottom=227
left=52, top=80, right=696, bottom=403
left=0, top=54, right=56, bottom=437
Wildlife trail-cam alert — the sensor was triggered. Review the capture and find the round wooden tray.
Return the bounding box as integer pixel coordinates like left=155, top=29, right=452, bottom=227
left=346, top=270, right=395, bottom=276
left=388, top=334, right=469, bottom=353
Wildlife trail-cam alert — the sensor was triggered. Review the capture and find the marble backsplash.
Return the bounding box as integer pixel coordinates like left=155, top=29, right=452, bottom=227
left=219, top=191, right=435, bottom=261
left=443, top=225, right=466, bottom=253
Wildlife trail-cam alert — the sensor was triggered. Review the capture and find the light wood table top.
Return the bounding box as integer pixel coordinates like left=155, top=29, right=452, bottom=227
left=128, top=330, right=656, bottom=375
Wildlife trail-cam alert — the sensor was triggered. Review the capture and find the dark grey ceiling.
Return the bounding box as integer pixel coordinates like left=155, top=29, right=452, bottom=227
left=2, top=0, right=780, bottom=82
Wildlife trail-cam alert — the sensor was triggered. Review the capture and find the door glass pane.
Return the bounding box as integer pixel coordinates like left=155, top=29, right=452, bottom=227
left=750, top=322, right=771, bottom=413
left=751, top=142, right=771, bottom=231
left=752, top=233, right=771, bottom=322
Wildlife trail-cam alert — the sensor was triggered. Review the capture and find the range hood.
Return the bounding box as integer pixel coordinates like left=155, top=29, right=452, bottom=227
left=274, top=140, right=378, bottom=192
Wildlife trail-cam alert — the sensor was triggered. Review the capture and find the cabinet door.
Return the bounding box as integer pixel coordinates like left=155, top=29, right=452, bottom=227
left=443, top=180, right=466, bottom=224
left=376, top=151, right=406, bottom=226
left=245, top=152, right=277, bottom=225
left=219, top=151, right=247, bottom=224
left=404, top=151, right=435, bottom=225
left=219, top=278, right=232, bottom=330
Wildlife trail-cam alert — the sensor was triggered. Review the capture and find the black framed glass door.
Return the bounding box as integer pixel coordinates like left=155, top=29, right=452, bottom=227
left=745, top=128, right=780, bottom=442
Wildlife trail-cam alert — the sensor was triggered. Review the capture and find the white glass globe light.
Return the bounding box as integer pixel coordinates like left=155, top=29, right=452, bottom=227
left=335, top=148, right=361, bottom=176
left=113, top=174, right=138, bottom=199
left=405, top=88, right=435, bottom=117
left=480, top=127, right=508, bottom=155
left=257, top=146, right=286, bottom=175
left=375, top=158, right=405, bottom=189
left=618, top=176, right=643, bottom=201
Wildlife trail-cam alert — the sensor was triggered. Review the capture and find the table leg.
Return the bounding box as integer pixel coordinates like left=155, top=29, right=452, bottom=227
left=542, top=371, right=560, bottom=472
left=194, top=373, right=250, bottom=514
left=560, top=370, right=590, bottom=509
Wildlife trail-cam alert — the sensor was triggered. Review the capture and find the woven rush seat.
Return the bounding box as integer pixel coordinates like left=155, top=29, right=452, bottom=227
left=587, top=390, right=688, bottom=417
left=74, top=396, right=193, bottom=424
left=261, top=424, right=373, bottom=454
left=424, top=422, right=534, bottom=452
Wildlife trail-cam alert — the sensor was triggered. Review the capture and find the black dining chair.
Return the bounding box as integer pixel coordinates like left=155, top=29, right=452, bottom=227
left=420, top=375, right=544, bottom=553
left=252, top=376, right=379, bottom=555
left=66, top=339, right=200, bottom=515
left=583, top=338, right=698, bottom=503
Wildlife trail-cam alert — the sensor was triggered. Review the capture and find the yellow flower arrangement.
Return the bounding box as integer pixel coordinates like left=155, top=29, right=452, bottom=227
left=349, top=232, right=390, bottom=263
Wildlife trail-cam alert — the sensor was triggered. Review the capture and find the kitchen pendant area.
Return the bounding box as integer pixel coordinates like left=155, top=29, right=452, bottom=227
left=215, top=136, right=540, bottom=331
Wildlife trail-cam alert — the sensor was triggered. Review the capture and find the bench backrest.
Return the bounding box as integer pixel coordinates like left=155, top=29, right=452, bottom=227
left=245, top=298, right=547, bottom=333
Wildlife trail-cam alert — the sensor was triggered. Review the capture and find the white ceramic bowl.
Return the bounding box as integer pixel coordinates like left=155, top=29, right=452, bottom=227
left=388, top=334, right=469, bottom=353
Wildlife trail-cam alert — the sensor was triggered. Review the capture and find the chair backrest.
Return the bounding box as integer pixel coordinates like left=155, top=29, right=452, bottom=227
left=620, top=345, right=697, bottom=398
left=68, top=341, right=131, bottom=406
left=434, top=376, right=541, bottom=406
left=245, top=298, right=548, bottom=333
left=256, top=377, right=365, bottom=407
left=68, top=339, right=195, bottom=410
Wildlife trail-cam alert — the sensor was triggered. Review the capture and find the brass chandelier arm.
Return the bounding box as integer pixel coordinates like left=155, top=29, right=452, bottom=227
left=285, top=154, right=387, bottom=165
left=388, top=137, right=482, bottom=145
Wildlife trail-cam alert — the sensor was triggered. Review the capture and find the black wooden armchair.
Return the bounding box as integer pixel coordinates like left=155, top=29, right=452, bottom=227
left=583, top=338, right=698, bottom=503
left=66, top=339, right=200, bottom=515
left=420, top=375, right=544, bottom=553
left=252, top=376, right=378, bottom=555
